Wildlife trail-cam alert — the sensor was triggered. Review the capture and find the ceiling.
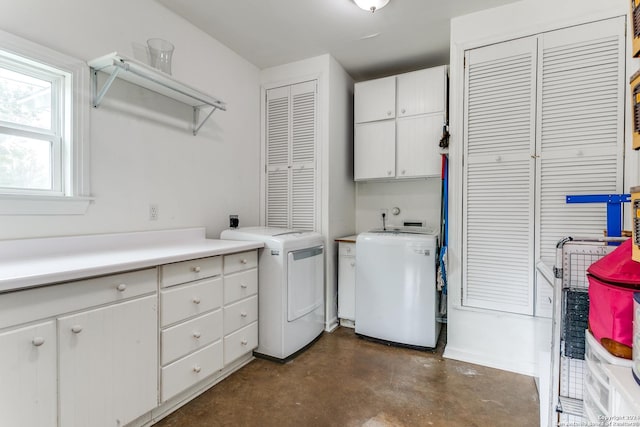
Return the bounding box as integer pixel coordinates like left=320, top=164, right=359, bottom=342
left=157, top=0, right=520, bottom=81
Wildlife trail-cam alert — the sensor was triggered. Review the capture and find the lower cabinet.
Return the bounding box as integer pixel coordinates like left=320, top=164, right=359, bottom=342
left=0, top=321, right=57, bottom=427
left=337, top=241, right=356, bottom=325
left=58, top=295, right=158, bottom=427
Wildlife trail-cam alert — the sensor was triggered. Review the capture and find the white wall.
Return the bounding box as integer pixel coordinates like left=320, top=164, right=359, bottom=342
left=0, top=0, right=261, bottom=240
left=446, top=0, right=631, bottom=376
left=355, top=179, right=441, bottom=233
left=260, top=54, right=356, bottom=331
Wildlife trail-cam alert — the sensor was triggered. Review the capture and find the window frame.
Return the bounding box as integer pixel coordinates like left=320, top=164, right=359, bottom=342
left=0, top=29, right=91, bottom=215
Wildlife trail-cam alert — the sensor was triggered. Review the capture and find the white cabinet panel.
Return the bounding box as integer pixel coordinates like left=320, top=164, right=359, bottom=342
left=58, top=295, right=158, bottom=427
left=224, top=322, right=258, bottom=365
left=337, top=242, right=356, bottom=322
left=223, top=295, right=258, bottom=335
left=161, top=256, right=222, bottom=288
left=161, top=277, right=223, bottom=327
left=354, top=76, right=396, bottom=123
left=396, top=113, right=444, bottom=178
left=161, top=309, right=223, bottom=365
left=161, top=340, right=223, bottom=402
left=223, top=250, right=257, bottom=275
left=397, top=66, right=446, bottom=117
left=0, top=321, right=56, bottom=427
left=354, top=120, right=396, bottom=180
left=224, top=269, right=258, bottom=305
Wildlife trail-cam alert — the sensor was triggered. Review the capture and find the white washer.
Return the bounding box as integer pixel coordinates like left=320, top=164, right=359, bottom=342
left=220, top=227, right=325, bottom=361
left=355, top=229, right=440, bottom=349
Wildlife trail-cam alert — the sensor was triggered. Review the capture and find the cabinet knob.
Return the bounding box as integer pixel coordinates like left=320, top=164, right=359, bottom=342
left=401, top=170, right=406, bottom=175
left=193, top=331, right=201, bottom=339
left=346, top=247, right=351, bottom=253
left=240, top=312, right=248, bottom=318
left=240, top=283, right=248, bottom=289
left=240, top=258, right=248, bottom=265
left=116, top=283, right=127, bottom=292
left=71, top=325, right=83, bottom=334
left=193, top=365, right=202, bottom=373
left=387, top=171, right=392, bottom=176
left=241, top=339, right=248, bottom=346
left=192, top=266, right=201, bottom=273
left=32, top=337, right=45, bottom=347
left=401, top=108, right=406, bottom=114
left=387, top=111, right=392, bottom=116
left=350, top=261, right=356, bottom=267
left=192, top=297, right=201, bottom=305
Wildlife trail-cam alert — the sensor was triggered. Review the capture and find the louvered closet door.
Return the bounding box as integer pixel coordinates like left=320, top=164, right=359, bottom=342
left=266, top=86, right=291, bottom=228
left=265, top=81, right=317, bottom=230
left=463, top=37, right=537, bottom=315
left=536, top=17, right=625, bottom=265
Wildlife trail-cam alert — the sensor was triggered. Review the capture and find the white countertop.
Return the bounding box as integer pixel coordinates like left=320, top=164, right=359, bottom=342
left=0, top=228, right=263, bottom=293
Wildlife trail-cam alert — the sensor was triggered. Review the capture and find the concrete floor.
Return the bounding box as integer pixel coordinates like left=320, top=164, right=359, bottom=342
left=155, top=327, right=539, bottom=427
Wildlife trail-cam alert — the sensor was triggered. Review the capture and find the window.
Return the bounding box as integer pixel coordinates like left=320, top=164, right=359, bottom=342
left=0, top=29, right=90, bottom=215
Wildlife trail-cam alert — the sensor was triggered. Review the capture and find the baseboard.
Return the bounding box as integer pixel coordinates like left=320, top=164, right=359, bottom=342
left=443, top=345, right=537, bottom=377
left=325, top=317, right=339, bottom=332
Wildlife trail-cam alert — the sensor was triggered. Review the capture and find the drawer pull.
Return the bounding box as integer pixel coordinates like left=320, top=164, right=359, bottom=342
left=240, top=258, right=248, bottom=265
left=116, top=283, right=127, bottom=292
left=241, top=339, right=248, bottom=346
left=193, top=331, right=201, bottom=339
left=192, top=297, right=201, bottom=305
left=192, top=266, right=201, bottom=273
left=240, top=283, right=248, bottom=289
left=240, top=312, right=248, bottom=318
left=346, top=247, right=351, bottom=253
left=71, top=325, right=83, bottom=334
left=350, top=261, right=356, bottom=267
left=193, top=365, right=201, bottom=373
left=32, top=337, right=45, bottom=347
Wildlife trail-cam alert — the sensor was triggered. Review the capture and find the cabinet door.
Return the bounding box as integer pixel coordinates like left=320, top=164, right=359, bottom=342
left=396, top=113, right=443, bottom=178
left=337, top=254, right=356, bottom=321
left=354, top=76, right=396, bottom=123
left=0, top=321, right=56, bottom=427
left=354, top=120, right=396, bottom=180
left=397, top=66, right=446, bottom=118
left=58, top=295, right=158, bottom=427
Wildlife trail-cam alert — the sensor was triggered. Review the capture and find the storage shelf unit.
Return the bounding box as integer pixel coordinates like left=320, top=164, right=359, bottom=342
left=88, top=52, right=226, bottom=135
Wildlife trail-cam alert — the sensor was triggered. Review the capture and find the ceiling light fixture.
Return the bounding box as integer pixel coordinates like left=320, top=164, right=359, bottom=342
left=354, top=0, right=389, bottom=13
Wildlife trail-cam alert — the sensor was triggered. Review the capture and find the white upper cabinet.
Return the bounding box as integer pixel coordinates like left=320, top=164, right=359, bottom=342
left=397, top=66, right=447, bottom=117
left=354, top=65, right=447, bottom=181
left=354, top=76, right=396, bottom=123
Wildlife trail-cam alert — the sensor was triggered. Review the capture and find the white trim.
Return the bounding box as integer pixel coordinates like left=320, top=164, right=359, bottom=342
left=0, top=194, right=93, bottom=215
left=0, top=27, right=91, bottom=214
left=443, top=345, right=537, bottom=377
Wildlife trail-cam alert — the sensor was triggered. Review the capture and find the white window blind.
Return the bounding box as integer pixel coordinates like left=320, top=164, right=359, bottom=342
left=463, top=37, right=537, bottom=315
left=265, top=80, right=317, bottom=231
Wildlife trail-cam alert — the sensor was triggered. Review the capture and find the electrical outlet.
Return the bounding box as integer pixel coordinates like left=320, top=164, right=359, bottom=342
left=149, top=204, right=159, bottom=221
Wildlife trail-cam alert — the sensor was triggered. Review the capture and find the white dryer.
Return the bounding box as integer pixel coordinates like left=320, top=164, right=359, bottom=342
left=220, top=227, right=325, bottom=361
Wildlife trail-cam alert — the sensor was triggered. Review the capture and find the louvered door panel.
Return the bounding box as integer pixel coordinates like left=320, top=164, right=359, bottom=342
left=264, top=81, right=317, bottom=230
left=463, top=37, right=537, bottom=315
left=536, top=18, right=625, bottom=265
left=292, top=167, right=315, bottom=230
left=266, top=168, right=289, bottom=228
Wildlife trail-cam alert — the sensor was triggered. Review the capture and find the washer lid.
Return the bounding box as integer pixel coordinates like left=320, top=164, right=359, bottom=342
left=369, top=226, right=436, bottom=235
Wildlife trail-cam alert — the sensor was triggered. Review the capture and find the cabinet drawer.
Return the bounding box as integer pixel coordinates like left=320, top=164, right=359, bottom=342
left=338, top=242, right=355, bottom=256
left=0, top=268, right=157, bottom=330
left=161, top=256, right=222, bottom=288
left=161, top=277, right=223, bottom=327
left=161, top=309, right=223, bottom=366
left=224, top=296, right=258, bottom=336
left=224, top=269, right=258, bottom=305
left=223, top=251, right=257, bottom=275
left=224, top=322, right=258, bottom=365
left=161, top=340, right=223, bottom=402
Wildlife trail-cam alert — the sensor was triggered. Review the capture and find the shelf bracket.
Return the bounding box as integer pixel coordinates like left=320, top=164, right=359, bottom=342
left=92, top=60, right=128, bottom=108
left=192, top=105, right=219, bottom=136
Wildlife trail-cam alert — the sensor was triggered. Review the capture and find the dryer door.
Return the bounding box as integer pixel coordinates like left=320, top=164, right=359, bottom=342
left=287, top=245, right=324, bottom=322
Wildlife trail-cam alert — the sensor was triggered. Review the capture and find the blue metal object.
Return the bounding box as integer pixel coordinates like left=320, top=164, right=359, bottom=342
left=565, top=194, right=631, bottom=241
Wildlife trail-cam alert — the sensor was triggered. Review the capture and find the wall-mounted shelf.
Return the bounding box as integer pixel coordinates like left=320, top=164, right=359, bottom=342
left=88, top=52, right=226, bottom=135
